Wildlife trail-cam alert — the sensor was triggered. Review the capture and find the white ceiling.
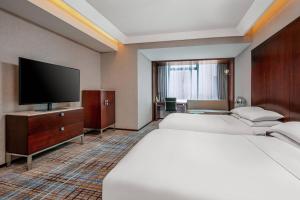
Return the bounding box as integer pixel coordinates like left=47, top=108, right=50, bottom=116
left=0, top=0, right=274, bottom=51
left=140, top=43, right=250, bottom=61
left=87, top=0, right=254, bottom=36
left=65, top=0, right=274, bottom=44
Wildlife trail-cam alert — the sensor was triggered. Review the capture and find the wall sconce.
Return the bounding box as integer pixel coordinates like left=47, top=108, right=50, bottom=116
left=224, top=69, right=230, bottom=75
left=235, top=96, right=247, bottom=107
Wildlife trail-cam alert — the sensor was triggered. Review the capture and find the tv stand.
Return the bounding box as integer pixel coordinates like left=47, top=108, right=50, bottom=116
left=6, top=107, right=84, bottom=170
left=47, top=103, right=53, bottom=111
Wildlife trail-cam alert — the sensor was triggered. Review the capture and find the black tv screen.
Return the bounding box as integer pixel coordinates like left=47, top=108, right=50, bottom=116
left=19, top=57, right=80, bottom=105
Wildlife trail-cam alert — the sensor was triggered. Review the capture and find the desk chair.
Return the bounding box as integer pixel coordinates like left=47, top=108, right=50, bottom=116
left=165, top=97, right=177, bottom=112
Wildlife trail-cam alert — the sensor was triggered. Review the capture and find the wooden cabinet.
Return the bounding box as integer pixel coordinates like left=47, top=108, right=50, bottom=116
left=6, top=107, right=84, bottom=170
left=82, top=90, right=115, bottom=133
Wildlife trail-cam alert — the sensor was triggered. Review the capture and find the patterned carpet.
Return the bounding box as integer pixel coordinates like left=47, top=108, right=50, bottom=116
left=0, top=123, right=157, bottom=200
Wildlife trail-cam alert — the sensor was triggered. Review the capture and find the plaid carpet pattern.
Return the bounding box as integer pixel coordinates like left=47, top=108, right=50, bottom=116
left=0, top=124, right=156, bottom=200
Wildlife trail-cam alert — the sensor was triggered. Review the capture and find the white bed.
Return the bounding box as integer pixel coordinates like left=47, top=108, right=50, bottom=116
left=103, top=129, right=300, bottom=200
left=159, top=113, right=271, bottom=135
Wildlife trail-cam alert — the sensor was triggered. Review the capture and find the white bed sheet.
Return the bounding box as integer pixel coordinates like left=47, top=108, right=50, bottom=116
left=246, top=135, right=300, bottom=178
left=159, top=113, right=267, bottom=135
left=270, top=132, right=300, bottom=148
left=103, top=129, right=300, bottom=200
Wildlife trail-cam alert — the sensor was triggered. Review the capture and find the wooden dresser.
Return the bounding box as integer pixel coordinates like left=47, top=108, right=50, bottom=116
left=6, top=107, right=84, bottom=170
left=82, top=90, right=115, bottom=133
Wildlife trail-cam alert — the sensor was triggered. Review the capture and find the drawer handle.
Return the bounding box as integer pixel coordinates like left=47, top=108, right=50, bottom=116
left=60, top=127, right=65, bottom=132
left=59, top=112, right=65, bottom=117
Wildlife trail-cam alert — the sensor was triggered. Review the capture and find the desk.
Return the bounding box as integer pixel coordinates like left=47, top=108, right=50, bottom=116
left=187, top=109, right=231, bottom=115
left=154, top=100, right=187, bottom=120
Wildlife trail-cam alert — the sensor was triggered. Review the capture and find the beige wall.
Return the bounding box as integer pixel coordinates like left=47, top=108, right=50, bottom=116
left=235, top=0, right=300, bottom=105
left=101, top=44, right=139, bottom=129
left=101, top=37, right=247, bottom=130
left=0, top=10, right=101, bottom=165
left=137, top=51, right=152, bottom=129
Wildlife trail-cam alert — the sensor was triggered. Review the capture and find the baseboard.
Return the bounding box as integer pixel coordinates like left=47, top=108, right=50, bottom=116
left=138, top=121, right=153, bottom=130
left=114, top=120, right=153, bottom=132
left=114, top=128, right=139, bottom=131
left=0, top=162, right=6, bottom=168
left=0, top=155, right=21, bottom=168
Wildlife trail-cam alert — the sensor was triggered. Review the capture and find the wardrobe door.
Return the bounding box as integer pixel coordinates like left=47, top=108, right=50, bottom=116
left=106, top=91, right=115, bottom=126
left=100, top=91, right=115, bottom=128
left=100, top=91, right=107, bottom=128
left=101, top=91, right=115, bottom=128
left=82, top=91, right=100, bottom=129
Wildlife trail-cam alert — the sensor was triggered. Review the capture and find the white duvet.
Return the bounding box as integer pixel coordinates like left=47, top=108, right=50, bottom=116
left=103, top=129, right=300, bottom=200
left=159, top=113, right=266, bottom=135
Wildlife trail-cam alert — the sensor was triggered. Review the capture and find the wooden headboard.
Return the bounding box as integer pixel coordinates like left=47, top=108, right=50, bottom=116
left=251, top=17, right=300, bottom=121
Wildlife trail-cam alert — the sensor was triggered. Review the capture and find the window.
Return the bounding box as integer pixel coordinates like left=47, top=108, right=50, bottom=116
left=157, top=60, right=229, bottom=101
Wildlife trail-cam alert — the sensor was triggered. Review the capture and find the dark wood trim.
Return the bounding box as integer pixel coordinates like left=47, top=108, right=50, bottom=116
left=152, top=62, right=158, bottom=121
left=155, top=59, right=232, bottom=67
left=153, top=58, right=235, bottom=64
left=228, top=58, right=235, bottom=110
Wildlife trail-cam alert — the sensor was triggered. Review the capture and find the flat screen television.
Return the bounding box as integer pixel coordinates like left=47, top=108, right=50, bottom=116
left=19, top=57, right=80, bottom=110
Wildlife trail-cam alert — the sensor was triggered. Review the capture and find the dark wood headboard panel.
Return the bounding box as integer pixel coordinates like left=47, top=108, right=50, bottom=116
left=251, top=17, right=300, bottom=121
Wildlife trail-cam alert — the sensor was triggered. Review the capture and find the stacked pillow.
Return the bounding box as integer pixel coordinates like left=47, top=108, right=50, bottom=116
left=269, top=122, right=300, bottom=144
left=231, top=107, right=299, bottom=145
left=231, top=106, right=284, bottom=127
left=231, top=106, right=263, bottom=117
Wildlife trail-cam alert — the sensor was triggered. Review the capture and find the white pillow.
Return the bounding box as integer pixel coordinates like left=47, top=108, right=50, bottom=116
left=239, top=117, right=282, bottom=127
left=230, top=106, right=263, bottom=116
left=270, top=122, right=300, bottom=144
left=239, top=110, right=283, bottom=122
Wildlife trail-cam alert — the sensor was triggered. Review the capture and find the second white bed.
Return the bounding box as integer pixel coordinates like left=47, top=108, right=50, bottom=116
left=159, top=113, right=271, bottom=135
left=103, top=129, right=300, bottom=200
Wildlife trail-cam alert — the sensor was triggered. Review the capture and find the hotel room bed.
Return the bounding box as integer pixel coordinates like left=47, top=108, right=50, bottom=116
left=159, top=113, right=271, bottom=135
left=103, top=129, right=300, bottom=200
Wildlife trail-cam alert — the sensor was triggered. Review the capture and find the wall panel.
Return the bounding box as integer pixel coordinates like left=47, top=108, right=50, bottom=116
left=290, top=19, right=300, bottom=120
left=251, top=17, right=300, bottom=121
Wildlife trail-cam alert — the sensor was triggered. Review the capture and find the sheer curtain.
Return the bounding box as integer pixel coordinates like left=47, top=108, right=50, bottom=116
left=157, top=61, right=228, bottom=101
left=157, top=66, right=168, bottom=101
left=167, top=64, right=198, bottom=100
